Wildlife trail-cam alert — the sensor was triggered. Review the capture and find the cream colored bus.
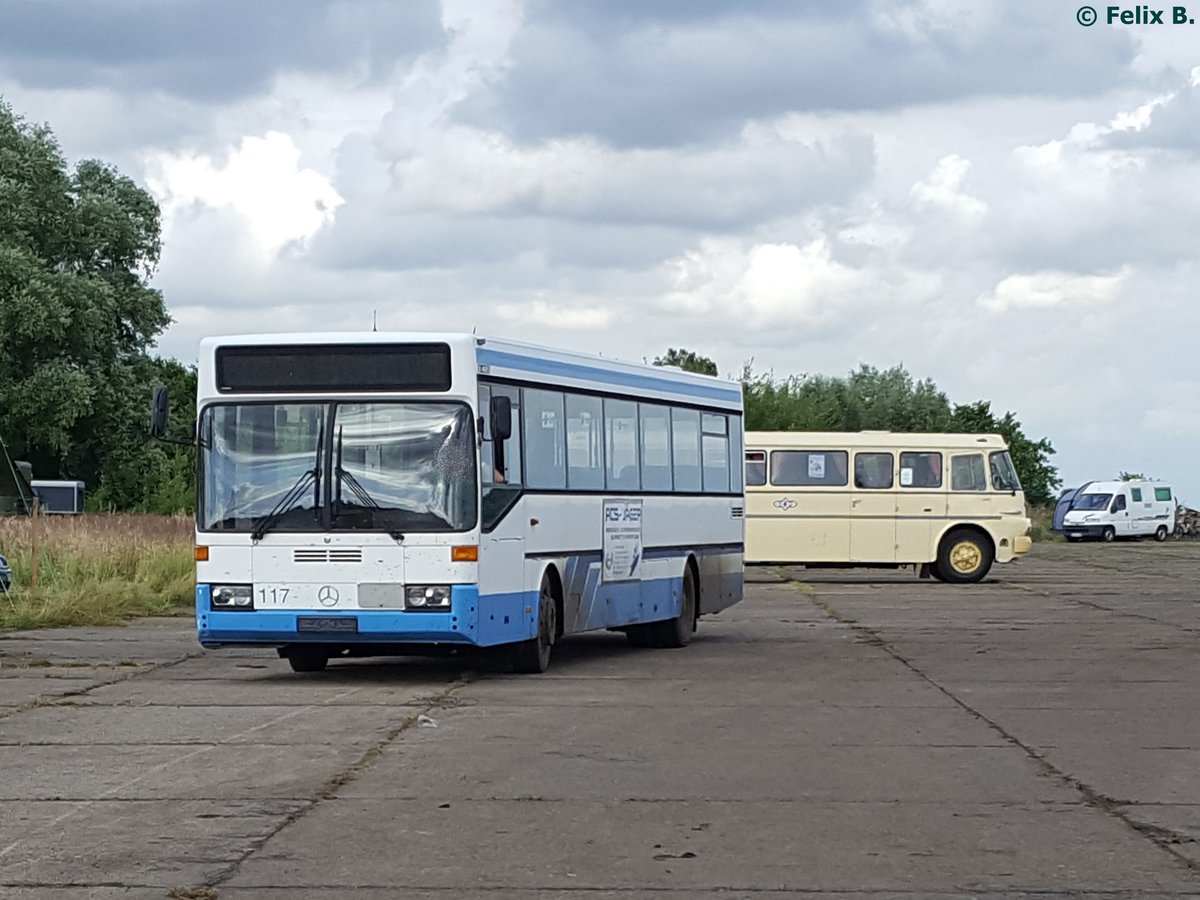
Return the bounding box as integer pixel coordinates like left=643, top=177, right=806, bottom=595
left=744, top=432, right=1033, bottom=583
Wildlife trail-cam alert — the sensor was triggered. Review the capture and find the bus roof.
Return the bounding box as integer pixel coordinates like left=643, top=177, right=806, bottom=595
left=746, top=431, right=1009, bottom=450
left=199, top=332, right=743, bottom=408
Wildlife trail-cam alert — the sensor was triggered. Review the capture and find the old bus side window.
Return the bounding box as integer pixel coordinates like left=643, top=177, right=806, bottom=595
left=745, top=451, right=766, bottom=486
left=854, top=452, right=893, bottom=489
left=899, top=452, right=942, bottom=488
left=950, top=453, right=987, bottom=491
left=770, top=450, right=848, bottom=486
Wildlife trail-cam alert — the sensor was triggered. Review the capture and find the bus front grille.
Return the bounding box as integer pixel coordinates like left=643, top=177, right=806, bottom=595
left=293, top=549, right=364, bottom=564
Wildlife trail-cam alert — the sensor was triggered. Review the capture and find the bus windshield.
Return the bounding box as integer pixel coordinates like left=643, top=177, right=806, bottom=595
left=199, top=401, right=477, bottom=533
left=989, top=451, right=1022, bottom=492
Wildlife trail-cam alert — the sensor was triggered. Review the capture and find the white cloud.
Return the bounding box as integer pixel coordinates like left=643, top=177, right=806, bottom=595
left=661, top=236, right=941, bottom=331
left=977, top=269, right=1129, bottom=313
left=910, top=154, right=987, bottom=221
left=145, top=131, right=344, bottom=257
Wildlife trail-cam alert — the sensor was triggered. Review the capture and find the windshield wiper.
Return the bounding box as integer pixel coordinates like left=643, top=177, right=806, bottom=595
left=333, top=426, right=404, bottom=541
left=251, top=428, right=324, bottom=541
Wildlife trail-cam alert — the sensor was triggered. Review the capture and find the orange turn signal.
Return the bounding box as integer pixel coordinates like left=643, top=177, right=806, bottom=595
left=194, top=546, right=210, bottom=562
left=451, top=545, right=478, bottom=562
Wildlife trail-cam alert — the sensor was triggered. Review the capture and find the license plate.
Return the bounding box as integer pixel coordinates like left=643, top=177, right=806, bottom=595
left=1069, top=532, right=1082, bottom=538
left=297, top=616, right=358, bottom=634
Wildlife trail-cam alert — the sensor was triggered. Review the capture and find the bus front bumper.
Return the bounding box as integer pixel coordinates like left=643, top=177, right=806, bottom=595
left=196, top=584, right=537, bottom=648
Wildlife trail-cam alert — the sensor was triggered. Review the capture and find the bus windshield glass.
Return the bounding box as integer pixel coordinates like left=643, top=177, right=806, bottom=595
left=988, top=451, right=1022, bottom=492
left=199, top=401, right=477, bottom=533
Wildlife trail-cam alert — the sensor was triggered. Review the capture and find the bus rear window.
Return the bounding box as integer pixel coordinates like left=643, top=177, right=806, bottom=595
left=770, top=450, right=848, bottom=486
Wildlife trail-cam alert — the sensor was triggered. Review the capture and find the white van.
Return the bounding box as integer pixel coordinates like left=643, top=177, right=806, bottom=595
left=1062, top=480, right=1175, bottom=542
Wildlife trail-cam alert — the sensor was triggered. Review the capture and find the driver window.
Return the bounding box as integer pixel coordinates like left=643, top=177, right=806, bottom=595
left=1111, top=495, right=1127, bottom=513
left=479, top=385, right=523, bottom=487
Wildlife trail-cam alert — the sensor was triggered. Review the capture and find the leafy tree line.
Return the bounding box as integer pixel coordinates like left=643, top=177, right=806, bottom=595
left=1, top=99, right=194, bottom=513
left=655, top=349, right=1061, bottom=506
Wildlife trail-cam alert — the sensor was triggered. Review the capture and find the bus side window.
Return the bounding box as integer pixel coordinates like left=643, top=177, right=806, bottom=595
left=950, top=454, right=987, bottom=491
left=899, top=452, right=942, bottom=488
left=745, top=451, right=766, bottom=486
left=480, top=385, right=523, bottom=486
left=854, top=452, right=893, bottom=489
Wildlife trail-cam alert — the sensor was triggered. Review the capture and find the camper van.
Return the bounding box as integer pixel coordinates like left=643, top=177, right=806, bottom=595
left=1061, top=481, right=1175, bottom=542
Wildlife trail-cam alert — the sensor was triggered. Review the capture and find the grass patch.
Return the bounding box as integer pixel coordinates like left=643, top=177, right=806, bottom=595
left=0, top=514, right=193, bottom=631
left=1028, top=504, right=1061, bottom=543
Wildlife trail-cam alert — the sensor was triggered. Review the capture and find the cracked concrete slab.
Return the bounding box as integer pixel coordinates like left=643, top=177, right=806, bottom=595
left=2, top=542, right=1200, bottom=896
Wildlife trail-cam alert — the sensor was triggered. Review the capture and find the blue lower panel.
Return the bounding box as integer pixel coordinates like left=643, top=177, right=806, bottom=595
left=572, top=574, right=681, bottom=633
left=475, top=590, right=538, bottom=647
left=196, top=584, right=480, bottom=646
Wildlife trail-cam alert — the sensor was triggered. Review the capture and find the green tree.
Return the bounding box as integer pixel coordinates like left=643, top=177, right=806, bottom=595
left=653, top=348, right=718, bottom=376
left=0, top=99, right=186, bottom=510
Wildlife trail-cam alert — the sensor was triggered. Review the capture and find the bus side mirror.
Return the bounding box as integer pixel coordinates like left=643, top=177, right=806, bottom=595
left=490, top=395, right=512, bottom=442
left=150, top=387, right=170, bottom=438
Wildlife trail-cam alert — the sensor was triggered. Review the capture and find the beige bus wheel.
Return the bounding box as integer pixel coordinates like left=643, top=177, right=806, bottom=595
left=937, top=529, right=994, bottom=584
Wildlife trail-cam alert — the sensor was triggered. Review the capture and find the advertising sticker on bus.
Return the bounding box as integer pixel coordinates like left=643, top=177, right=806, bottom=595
left=808, top=454, right=825, bottom=479
left=603, top=499, right=643, bottom=582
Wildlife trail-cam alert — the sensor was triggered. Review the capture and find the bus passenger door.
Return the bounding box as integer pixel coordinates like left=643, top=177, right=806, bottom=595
left=895, top=451, right=946, bottom=563
left=850, top=452, right=896, bottom=563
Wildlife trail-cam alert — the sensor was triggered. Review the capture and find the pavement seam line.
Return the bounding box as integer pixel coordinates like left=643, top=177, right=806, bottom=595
left=0, top=680, right=373, bottom=864
left=0, top=649, right=204, bottom=723
left=777, top=577, right=1200, bottom=877
left=190, top=673, right=475, bottom=895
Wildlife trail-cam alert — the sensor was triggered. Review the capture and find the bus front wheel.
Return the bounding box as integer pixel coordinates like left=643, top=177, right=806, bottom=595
left=286, top=646, right=329, bottom=673
left=512, top=574, right=557, bottom=674
left=936, top=529, right=993, bottom=584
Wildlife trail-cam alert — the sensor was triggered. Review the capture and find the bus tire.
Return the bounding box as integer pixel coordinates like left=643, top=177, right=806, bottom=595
left=625, top=625, right=658, bottom=648
left=512, top=573, right=557, bottom=674
left=928, top=563, right=947, bottom=582
left=286, top=647, right=329, bottom=673
left=936, top=529, right=993, bottom=584
left=1155, top=525, right=1169, bottom=542
left=1102, top=526, right=1116, bottom=543
left=652, top=564, right=697, bottom=649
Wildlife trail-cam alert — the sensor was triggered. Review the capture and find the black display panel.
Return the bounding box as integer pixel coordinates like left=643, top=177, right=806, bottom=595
left=216, top=344, right=452, bottom=393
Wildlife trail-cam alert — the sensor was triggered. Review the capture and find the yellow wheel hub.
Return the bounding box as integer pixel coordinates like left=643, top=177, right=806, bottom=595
left=949, top=540, right=982, bottom=574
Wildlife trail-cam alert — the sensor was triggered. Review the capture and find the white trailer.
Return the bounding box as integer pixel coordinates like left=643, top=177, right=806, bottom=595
left=1062, top=480, right=1175, bottom=542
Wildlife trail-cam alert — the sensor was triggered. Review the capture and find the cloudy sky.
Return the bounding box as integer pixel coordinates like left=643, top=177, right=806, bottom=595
left=2, top=0, right=1198, bottom=502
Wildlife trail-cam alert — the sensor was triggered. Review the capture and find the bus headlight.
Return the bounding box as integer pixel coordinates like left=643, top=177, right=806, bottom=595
left=405, top=585, right=451, bottom=611
left=212, top=585, right=254, bottom=609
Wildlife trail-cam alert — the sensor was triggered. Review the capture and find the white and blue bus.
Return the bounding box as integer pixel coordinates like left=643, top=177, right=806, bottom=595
left=154, top=332, right=744, bottom=673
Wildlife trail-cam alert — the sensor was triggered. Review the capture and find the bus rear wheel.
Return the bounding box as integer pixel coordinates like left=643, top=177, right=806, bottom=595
left=655, top=565, right=698, bottom=648
left=512, top=574, right=557, bottom=674
left=936, top=529, right=993, bottom=584
left=626, top=565, right=697, bottom=649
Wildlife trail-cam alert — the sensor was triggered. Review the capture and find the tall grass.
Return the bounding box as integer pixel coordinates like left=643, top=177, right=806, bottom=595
left=0, top=514, right=193, bottom=630
left=1028, top=505, right=1061, bottom=543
